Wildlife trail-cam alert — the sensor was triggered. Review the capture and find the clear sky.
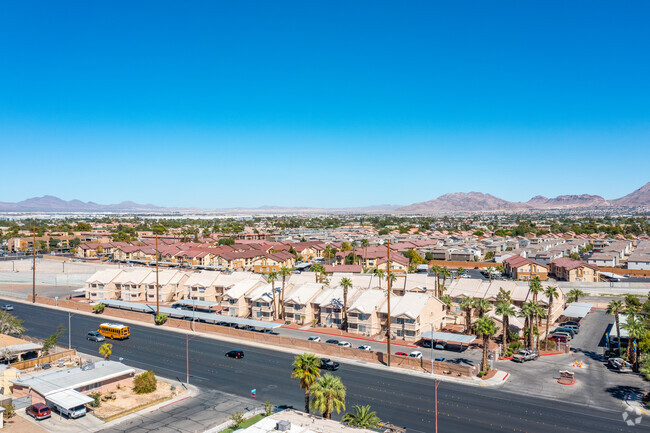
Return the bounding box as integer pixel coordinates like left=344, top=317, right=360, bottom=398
left=1, top=1, right=648, bottom=208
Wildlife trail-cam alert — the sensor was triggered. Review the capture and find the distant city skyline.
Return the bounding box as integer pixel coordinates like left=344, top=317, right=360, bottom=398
left=1, top=1, right=648, bottom=208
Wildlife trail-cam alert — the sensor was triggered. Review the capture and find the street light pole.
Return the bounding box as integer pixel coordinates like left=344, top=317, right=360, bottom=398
left=435, top=379, right=440, bottom=433
left=431, top=322, right=434, bottom=375
left=32, top=228, right=36, bottom=303
left=68, top=312, right=73, bottom=349
left=386, top=240, right=391, bottom=368
left=186, top=334, right=189, bottom=385
left=156, top=233, right=160, bottom=316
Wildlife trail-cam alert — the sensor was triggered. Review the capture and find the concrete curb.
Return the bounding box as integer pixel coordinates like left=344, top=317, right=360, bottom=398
left=0, top=294, right=510, bottom=388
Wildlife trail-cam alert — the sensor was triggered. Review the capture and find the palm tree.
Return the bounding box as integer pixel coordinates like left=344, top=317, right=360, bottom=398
left=310, top=374, right=346, bottom=419
left=607, top=300, right=624, bottom=354
left=485, top=267, right=495, bottom=283
left=0, top=311, right=25, bottom=336
left=291, top=353, right=321, bottom=414
left=528, top=277, right=543, bottom=302
left=267, top=272, right=278, bottom=320
left=278, top=266, right=292, bottom=320
left=440, top=295, right=453, bottom=314
left=360, top=239, right=369, bottom=267
left=495, top=302, right=515, bottom=354
left=342, top=405, right=381, bottom=429
left=532, top=306, right=546, bottom=351
left=456, top=267, right=465, bottom=278
left=441, top=267, right=451, bottom=293
left=473, top=298, right=492, bottom=318
left=323, top=245, right=336, bottom=265
left=99, top=343, right=113, bottom=360
left=311, top=264, right=325, bottom=283
left=430, top=265, right=442, bottom=297
left=340, top=278, right=352, bottom=331
left=373, top=269, right=385, bottom=289
left=566, top=288, right=586, bottom=304
left=459, top=297, right=474, bottom=334
left=622, top=316, right=646, bottom=369
left=475, top=316, right=498, bottom=372
left=520, top=301, right=536, bottom=349
left=543, top=286, right=559, bottom=350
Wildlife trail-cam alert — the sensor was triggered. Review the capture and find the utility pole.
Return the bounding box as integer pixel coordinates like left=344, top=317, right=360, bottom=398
left=156, top=232, right=160, bottom=316
left=186, top=334, right=189, bottom=384
left=435, top=379, right=441, bottom=433
left=386, top=240, right=391, bottom=368
left=32, top=227, right=36, bottom=303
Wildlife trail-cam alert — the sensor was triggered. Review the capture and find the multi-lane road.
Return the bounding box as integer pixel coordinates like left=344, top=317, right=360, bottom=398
left=12, top=303, right=638, bottom=432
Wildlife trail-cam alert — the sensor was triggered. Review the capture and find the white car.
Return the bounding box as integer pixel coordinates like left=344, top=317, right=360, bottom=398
left=307, top=336, right=321, bottom=342
left=337, top=341, right=352, bottom=348
left=409, top=351, right=423, bottom=359
left=358, top=345, right=372, bottom=351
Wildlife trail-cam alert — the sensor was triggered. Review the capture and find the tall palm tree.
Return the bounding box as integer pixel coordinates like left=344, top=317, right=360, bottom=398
left=566, top=288, right=586, bottom=304
left=360, top=239, right=369, bottom=268
left=342, top=405, right=381, bottom=429
left=440, top=267, right=451, bottom=293
left=485, top=267, right=495, bottom=283
left=607, top=300, right=624, bottom=354
left=473, top=298, right=492, bottom=318
left=532, top=306, right=546, bottom=351
left=311, top=264, right=325, bottom=283
left=543, top=286, right=559, bottom=350
left=440, top=295, right=453, bottom=314
left=291, top=353, right=321, bottom=414
left=459, top=297, right=474, bottom=335
left=323, top=245, right=335, bottom=265
left=0, top=311, right=25, bottom=336
left=622, top=316, right=646, bottom=369
left=278, top=267, right=292, bottom=320
left=373, top=269, right=385, bottom=289
left=520, top=301, right=536, bottom=349
left=340, top=278, right=352, bottom=331
left=456, top=267, right=465, bottom=278
left=430, top=265, right=442, bottom=297
left=495, top=302, right=515, bottom=354
left=475, top=316, right=498, bottom=372
left=528, top=277, right=543, bottom=302
left=267, top=272, right=278, bottom=320
left=310, top=374, right=346, bottom=419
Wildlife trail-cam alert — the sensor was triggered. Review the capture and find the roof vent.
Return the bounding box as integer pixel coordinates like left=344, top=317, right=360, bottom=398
left=276, top=420, right=291, bottom=431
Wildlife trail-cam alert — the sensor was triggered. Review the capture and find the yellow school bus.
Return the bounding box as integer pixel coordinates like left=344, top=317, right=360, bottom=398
left=98, top=323, right=130, bottom=340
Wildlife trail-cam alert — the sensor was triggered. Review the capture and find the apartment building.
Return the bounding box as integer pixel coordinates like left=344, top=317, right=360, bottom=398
left=378, top=293, right=445, bottom=340
left=116, top=268, right=154, bottom=301
left=182, top=271, right=221, bottom=302
left=549, top=258, right=600, bottom=282
left=85, top=269, right=124, bottom=301
left=249, top=283, right=277, bottom=321
left=221, top=279, right=265, bottom=317
left=314, top=285, right=359, bottom=327
left=502, top=255, right=548, bottom=281
left=346, top=289, right=386, bottom=337
left=141, top=269, right=189, bottom=303
left=283, top=283, right=325, bottom=325
left=252, top=251, right=296, bottom=274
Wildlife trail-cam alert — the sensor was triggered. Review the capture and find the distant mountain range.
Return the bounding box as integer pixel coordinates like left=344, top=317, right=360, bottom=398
left=396, top=182, right=650, bottom=213
left=1, top=183, right=648, bottom=214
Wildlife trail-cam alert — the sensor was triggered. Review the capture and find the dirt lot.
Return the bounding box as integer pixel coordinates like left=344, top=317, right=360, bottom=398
left=93, top=380, right=186, bottom=421
left=2, top=413, right=49, bottom=433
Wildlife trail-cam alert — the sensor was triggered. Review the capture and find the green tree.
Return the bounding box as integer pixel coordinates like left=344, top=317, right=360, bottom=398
left=42, top=325, right=65, bottom=353
left=473, top=298, right=492, bottom=318
left=74, top=222, right=92, bottom=231
left=456, top=267, right=465, bottom=277
left=566, top=288, right=586, bottom=304
left=311, top=264, right=326, bottom=283
left=607, top=300, right=624, bottom=355
left=543, top=286, right=559, bottom=350
left=528, top=277, right=543, bottom=302
left=360, top=239, right=369, bottom=267
left=310, top=374, right=346, bottom=419
left=439, top=295, right=453, bottom=314
left=475, top=316, right=498, bottom=372
left=459, top=297, right=474, bottom=335
left=99, top=343, right=112, bottom=360
left=340, top=278, right=352, bottom=331
left=496, top=302, right=515, bottom=354
left=267, top=272, right=278, bottom=320
left=440, top=267, right=451, bottom=294
left=278, top=267, right=292, bottom=320
left=218, top=237, right=235, bottom=246
left=0, top=311, right=25, bottom=336
left=623, top=316, right=646, bottom=369
left=373, top=269, right=385, bottom=289
left=133, top=370, right=157, bottom=394
left=291, top=353, right=321, bottom=414
left=342, top=405, right=381, bottom=428
left=430, top=265, right=442, bottom=297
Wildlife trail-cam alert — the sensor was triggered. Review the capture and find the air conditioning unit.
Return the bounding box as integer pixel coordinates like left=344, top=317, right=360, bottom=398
left=276, top=420, right=291, bottom=431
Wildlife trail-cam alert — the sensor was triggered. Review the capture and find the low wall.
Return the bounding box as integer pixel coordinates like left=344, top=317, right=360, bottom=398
left=10, top=349, right=77, bottom=370
left=428, top=260, right=495, bottom=269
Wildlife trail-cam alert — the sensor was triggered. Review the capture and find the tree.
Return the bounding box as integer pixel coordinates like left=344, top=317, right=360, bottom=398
left=473, top=298, right=492, bottom=318
left=485, top=266, right=495, bottom=282
left=566, top=288, right=586, bottom=304
left=496, top=302, right=515, bottom=354
left=543, top=286, right=559, bottom=350
left=520, top=301, right=536, bottom=349
left=74, top=222, right=92, bottom=231
left=528, top=277, right=543, bottom=302
left=323, top=245, right=336, bottom=264
left=459, top=297, right=474, bottom=335
left=291, top=353, right=321, bottom=413
left=475, top=316, right=497, bottom=372
left=456, top=267, right=465, bottom=277
left=607, top=300, right=624, bottom=355
left=311, top=264, right=326, bottom=283
left=622, top=316, right=646, bottom=369
left=310, top=374, right=346, bottom=419
left=99, top=343, right=112, bottom=360
left=340, top=278, right=352, bottom=331
left=430, top=265, right=442, bottom=297
left=279, top=267, right=292, bottom=320
left=372, top=269, right=385, bottom=289
left=342, top=405, right=381, bottom=429
left=0, top=311, right=25, bottom=336
left=133, top=370, right=157, bottom=394
left=439, top=295, right=453, bottom=314
left=42, top=325, right=65, bottom=353
left=440, top=267, right=451, bottom=294
left=341, top=242, right=352, bottom=251
left=267, top=272, right=278, bottom=320
left=360, top=239, right=369, bottom=267
left=218, top=237, right=235, bottom=246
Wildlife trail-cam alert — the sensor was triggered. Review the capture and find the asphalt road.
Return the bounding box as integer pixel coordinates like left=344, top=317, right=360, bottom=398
left=12, top=303, right=640, bottom=433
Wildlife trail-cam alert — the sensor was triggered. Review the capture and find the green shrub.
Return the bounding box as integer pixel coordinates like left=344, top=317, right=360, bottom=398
left=92, top=303, right=105, bottom=314
left=155, top=314, right=168, bottom=325
left=263, top=400, right=273, bottom=416
left=230, top=411, right=245, bottom=427
left=133, top=370, right=157, bottom=394
left=1, top=403, right=15, bottom=419
left=89, top=392, right=101, bottom=408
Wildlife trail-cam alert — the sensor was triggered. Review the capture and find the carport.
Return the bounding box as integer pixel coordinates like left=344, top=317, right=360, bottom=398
left=46, top=389, right=93, bottom=414
left=418, top=331, right=476, bottom=350
left=559, top=302, right=592, bottom=320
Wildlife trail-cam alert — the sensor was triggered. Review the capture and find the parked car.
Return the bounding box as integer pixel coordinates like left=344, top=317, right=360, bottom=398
left=559, top=323, right=579, bottom=334
left=560, top=321, right=580, bottom=328
left=512, top=350, right=539, bottom=363
left=325, top=339, right=339, bottom=345
left=337, top=341, right=351, bottom=348
left=553, top=327, right=575, bottom=337
left=55, top=403, right=86, bottom=419
left=550, top=331, right=572, bottom=341
left=86, top=331, right=105, bottom=342
left=419, top=340, right=433, bottom=348
left=435, top=342, right=447, bottom=350
left=409, top=351, right=423, bottom=358
left=0, top=304, right=14, bottom=311
left=608, top=358, right=633, bottom=373
left=239, top=325, right=256, bottom=332
left=395, top=352, right=408, bottom=356
left=548, top=334, right=568, bottom=343
left=225, top=350, right=244, bottom=359
left=320, top=358, right=340, bottom=371
left=358, top=345, right=372, bottom=351
left=307, top=336, right=321, bottom=342
left=434, top=357, right=446, bottom=362
left=26, top=403, right=51, bottom=420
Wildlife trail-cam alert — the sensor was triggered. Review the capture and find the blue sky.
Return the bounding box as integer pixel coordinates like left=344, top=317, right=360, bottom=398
left=1, top=1, right=648, bottom=208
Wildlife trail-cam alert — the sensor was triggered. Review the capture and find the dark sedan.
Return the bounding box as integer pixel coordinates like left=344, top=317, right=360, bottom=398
left=225, top=350, right=244, bottom=359
left=320, top=358, right=340, bottom=371
left=325, top=339, right=339, bottom=345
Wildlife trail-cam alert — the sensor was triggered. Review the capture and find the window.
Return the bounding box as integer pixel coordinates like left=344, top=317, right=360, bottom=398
left=359, top=314, right=367, bottom=321
left=359, top=325, right=366, bottom=332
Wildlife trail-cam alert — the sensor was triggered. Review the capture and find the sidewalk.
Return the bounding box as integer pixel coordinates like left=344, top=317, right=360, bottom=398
left=1, top=294, right=510, bottom=388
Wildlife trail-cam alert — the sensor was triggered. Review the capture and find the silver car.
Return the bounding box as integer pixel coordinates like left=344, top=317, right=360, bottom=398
left=86, top=331, right=105, bottom=342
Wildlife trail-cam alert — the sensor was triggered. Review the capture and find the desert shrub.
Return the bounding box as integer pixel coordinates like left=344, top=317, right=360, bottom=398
left=133, top=370, right=157, bottom=394
left=89, top=392, right=101, bottom=408
left=230, top=411, right=245, bottom=427
left=155, top=314, right=168, bottom=325
left=92, top=304, right=105, bottom=314
left=1, top=403, right=15, bottom=418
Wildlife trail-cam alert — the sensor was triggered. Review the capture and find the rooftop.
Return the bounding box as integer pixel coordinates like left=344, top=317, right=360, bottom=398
left=237, top=409, right=377, bottom=433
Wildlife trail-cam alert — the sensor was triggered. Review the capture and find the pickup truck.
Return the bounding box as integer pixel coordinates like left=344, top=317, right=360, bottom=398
left=512, top=350, right=539, bottom=363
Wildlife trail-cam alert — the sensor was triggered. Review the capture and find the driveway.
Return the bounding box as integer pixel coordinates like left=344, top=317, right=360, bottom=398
left=17, top=408, right=103, bottom=433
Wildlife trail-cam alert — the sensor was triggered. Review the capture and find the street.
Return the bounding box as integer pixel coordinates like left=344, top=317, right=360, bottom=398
left=9, top=302, right=643, bottom=432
